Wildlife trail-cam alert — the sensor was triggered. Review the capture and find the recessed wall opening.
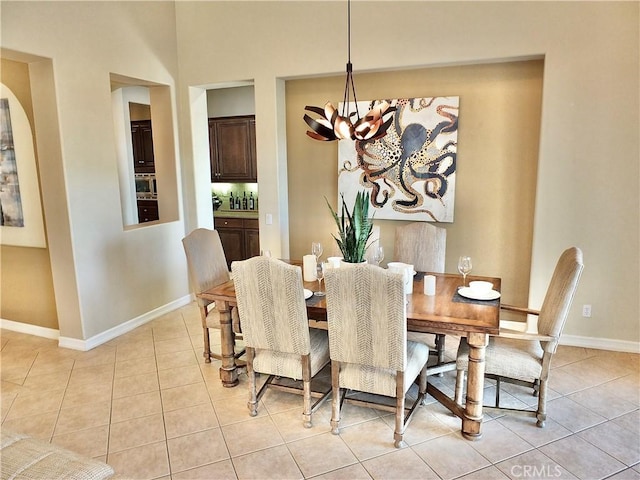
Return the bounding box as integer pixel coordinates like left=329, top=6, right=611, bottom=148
left=110, top=74, right=179, bottom=228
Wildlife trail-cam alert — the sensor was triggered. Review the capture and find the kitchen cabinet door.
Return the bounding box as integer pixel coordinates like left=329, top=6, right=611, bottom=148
left=209, top=116, right=257, bottom=182
left=131, top=120, right=155, bottom=173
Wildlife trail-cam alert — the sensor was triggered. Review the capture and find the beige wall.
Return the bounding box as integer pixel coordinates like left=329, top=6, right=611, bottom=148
left=286, top=60, right=543, bottom=307
left=0, top=58, right=58, bottom=329
left=176, top=1, right=638, bottom=347
left=1, top=2, right=637, bottom=349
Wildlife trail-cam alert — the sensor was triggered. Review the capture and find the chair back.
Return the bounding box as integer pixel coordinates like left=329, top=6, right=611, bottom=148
left=324, top=264, right=407, bottom=371
left=537, top=247, right=584, bottom=345
left=394, top=222, right=446, bottom=272
left=232, top=256, right=311, bottom=356
left=182, top=228, right=230, bottom=307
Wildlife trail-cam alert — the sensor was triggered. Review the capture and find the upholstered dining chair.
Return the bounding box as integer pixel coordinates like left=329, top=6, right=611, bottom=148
left=324, top=264, right=430, bottom=448
left=182, top=228, right=243, bottom=363
left=231, top=256, right=331, bottom=428
left=394, top=222, right=448, bottom=369
left=454, top=247, right=584, bottom=427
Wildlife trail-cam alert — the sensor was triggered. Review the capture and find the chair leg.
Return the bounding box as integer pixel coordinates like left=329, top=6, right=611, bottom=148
left=202, top=326, right=212, bottom=363
left=394, top=372, right=406, bottom=448
left=330, top=360, right=341, bottom=435
left=419, top=363, right=428, bottom=406
left=302, top=355, right=312, bottom=428
left=536, top=378, right=547, bottom=428
left=495, top=376, right=501, bottom=408
left=436, top=334, right=446, bottom=377
left=454, top=369, right=465, bottom=405
left=246, top=348, right=258, bottom=417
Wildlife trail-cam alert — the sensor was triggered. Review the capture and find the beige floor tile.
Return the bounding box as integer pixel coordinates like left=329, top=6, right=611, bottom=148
left=156, top=349, right=198, bottom=371
left=62, top=380, right=113, bottom=409
left=578, top=421, right=640, bottom=466
left=107, top=440, right=170, bottom=479
left=496, top=415, right=572, bottom=448
left=114, top=355, right=157, bottom=378
left=608, top=468, right=640, bottom=480
left=22, top=369, right=71, bottom=393
left=546, top=396, right=607, bottom=432
left=612, top=409, right=640, bottom=434
left=115, top=339, right=156, bottom=362
left=29, top=356, right=74, bottom=377
left=270, top=405, right=332, bottom=443
left=52, top=424, right=109, bottom=458
left=468, top=419, right=534, bottom=464
left=167, top=428, right=230, bottom=473
left=154, top=336, right=194, bottom=356
left=337, top=417, right=397, bottom=461
left=213, top=396, right=268, bottom=426
left=380, top=405, right=454, bottom=446
left=232, top=444, right=303, bottom=480
left=309, top=462, right=372, bottom=480
left=111, top=390, right=162, bottom=423
left=456, top=465, right=511, bottom=479
left=287, top=431, right=358, bottom=478
left=551, top=346, right=595, bottom=368
left=568, top=381, right=638, bottom=419
left=412, top=432, right=491, bottom=480
left=222, top=415, right=284, bottom=457
left=1, top=411, right=58, bottom=441
left=0, top=392, right=17, bottom=422
left=158, top=364, right=204, bottom=389
left=172, top=459, right=238, bottom=480
left=164, top=402, right=220, bottom=439
left=4, top=388, right=65, bottom=421
left=362, top=447, right=440, bottom=479
left=316, top=399, right=381, bottom=429
left=540, top=435, right=627, bottom=479
left=495, top=449, right=577, bottom=479
left=109, top=413, right=166, bottom=453
left=71, top=345, right=116, bottom=369
left=112, top=371, right=159, bottom=399
left=67, top=363, right=114, bottom=388
left=602, top=374, right=640, bottom=406
left=161, top=382, right=210, bottom=412
left=54, top=400, right=111, bottom=435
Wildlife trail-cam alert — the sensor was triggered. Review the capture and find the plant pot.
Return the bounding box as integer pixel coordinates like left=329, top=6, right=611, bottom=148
left=340, top=259, right=367, bottom=268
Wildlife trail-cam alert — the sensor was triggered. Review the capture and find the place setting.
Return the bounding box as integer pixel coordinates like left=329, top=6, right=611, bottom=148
left=453, top=256, right=501, bottom=306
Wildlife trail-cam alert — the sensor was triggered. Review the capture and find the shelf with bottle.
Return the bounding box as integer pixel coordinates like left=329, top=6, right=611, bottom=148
left=212, top=183, right=258, bottom=214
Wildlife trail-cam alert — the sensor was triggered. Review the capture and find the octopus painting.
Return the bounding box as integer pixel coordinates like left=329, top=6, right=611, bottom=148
left=337, top=97, right=458, bottom=222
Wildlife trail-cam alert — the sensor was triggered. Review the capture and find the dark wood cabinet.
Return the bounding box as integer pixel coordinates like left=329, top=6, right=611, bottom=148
left=216, top=217, right=259, bottom=268
left=209, top=116, right=257, bottom=182
left=137, top=199, right=159, bottom=223
left=131, top=120, right=155, bottom=173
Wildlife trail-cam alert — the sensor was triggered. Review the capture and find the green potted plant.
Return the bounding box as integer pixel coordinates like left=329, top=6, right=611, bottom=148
left=326, top=191, right=374, bottom=264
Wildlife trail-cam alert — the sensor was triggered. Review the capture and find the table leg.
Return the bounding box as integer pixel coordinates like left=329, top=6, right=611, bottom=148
left=462, top=332, right=488, bottom=440
left=217, top=301, right=238, bottom=387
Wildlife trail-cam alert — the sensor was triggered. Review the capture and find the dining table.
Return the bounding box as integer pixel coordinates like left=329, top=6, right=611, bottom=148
left=197, top=264, right=501, bottom=440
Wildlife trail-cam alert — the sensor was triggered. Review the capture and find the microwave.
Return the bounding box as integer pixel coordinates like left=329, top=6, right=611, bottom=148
left=135, top=174, right=157, bottom=199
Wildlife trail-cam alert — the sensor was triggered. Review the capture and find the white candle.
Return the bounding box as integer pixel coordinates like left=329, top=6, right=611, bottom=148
left=424, top=275, right=436, bottom=296
left=303, top=255, right=317, bottom=282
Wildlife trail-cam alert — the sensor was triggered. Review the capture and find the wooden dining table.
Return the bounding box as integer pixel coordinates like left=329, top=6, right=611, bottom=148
left=197, top=266, right=501, bottom=440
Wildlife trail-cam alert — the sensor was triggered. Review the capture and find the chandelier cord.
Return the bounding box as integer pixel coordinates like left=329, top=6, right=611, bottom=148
left=341, top=0, right=360, bottom=119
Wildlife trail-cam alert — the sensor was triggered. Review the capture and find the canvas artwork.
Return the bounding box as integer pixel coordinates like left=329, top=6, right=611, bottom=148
left=0, top=97, right=24, bottom=227
left=338, top=97, right=459, bottom=222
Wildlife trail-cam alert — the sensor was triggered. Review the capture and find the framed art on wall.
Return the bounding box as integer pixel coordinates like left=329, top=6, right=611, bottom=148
left=338, top=97, right=459, bottom=222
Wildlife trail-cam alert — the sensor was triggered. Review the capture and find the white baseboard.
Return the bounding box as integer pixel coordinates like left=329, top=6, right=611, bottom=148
left=0, top=319, right=59, bottom=340
left=560, top=334, right=640, bottom=354
left=2, top=294, right=193, bottom=351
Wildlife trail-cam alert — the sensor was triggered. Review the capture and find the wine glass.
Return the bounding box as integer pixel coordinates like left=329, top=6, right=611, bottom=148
left=311, top=242, right=323, bottom=262
left=314, top=262, right=326, bottom=296
left=458, top=256, right=472, bottom=288
left=371, top=245, right=385, bottom=266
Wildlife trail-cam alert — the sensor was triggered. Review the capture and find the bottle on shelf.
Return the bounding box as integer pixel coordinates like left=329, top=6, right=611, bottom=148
left=242, top=192, right=248, bottom=210
left=229, top=192, right=234, bottom=210
left=249, top=192, right=255, bottom=210
left=235, top=193, right=241, bottom=210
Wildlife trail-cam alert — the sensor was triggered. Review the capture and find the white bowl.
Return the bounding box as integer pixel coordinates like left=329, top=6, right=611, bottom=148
left=469, top=281, right=493, bottom=294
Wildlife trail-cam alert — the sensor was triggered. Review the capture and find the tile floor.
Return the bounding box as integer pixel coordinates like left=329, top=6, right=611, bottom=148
left=1, top=302, right=638, bottom=479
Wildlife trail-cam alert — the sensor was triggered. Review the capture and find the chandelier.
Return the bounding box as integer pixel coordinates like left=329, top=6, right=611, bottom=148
left=303, top=0, right=394, bottom=142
